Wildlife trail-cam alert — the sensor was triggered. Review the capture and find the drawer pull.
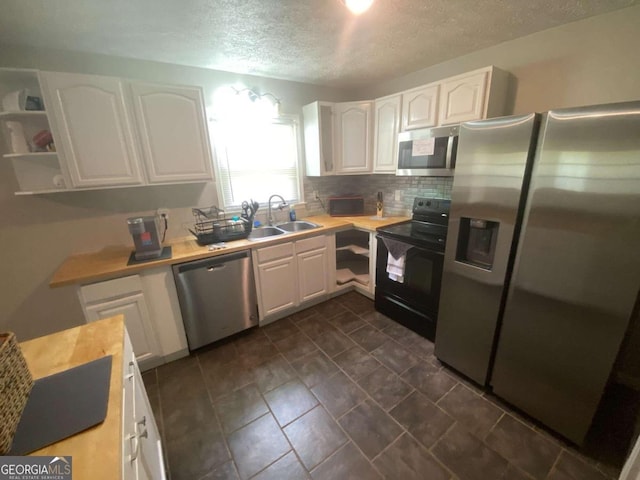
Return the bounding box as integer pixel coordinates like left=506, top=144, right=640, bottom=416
left=137, top=416, right=146, bottom=427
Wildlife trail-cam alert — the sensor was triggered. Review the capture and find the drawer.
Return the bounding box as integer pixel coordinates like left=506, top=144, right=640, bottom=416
left=255, top=242, right=294, bottom=264
left=295, top=235, right=326, bottom=254
left=81, top=275, right=143, bottom=303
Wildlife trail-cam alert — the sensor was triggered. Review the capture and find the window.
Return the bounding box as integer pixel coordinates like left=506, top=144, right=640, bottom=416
left=212, top=115, right=302, bottom=209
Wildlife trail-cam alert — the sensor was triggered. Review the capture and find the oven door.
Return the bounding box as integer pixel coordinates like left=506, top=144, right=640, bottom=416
left=375, top=235, right=445, bottom=340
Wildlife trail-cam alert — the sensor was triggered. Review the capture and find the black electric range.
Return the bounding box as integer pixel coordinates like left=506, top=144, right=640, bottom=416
left=375, top=197, right=451, bottom=341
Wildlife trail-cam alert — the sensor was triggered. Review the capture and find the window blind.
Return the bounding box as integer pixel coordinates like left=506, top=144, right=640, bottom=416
left=213, top=117, right=301, bottom=208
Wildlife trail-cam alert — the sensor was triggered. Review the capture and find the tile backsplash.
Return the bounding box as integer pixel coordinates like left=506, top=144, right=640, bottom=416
left=303, top=175, right=453, bottom=216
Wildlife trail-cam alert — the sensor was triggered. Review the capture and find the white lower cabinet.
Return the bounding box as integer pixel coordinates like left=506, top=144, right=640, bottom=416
left=253, top=242, right=297, bottom=318
left=81, top=275, right=161, bottom=368
left=122, top=331, right=166, bottom=480
left=253, top=235, right=330, bottom=322
left=79, top=267, right=189, bottom=371
left=296, top=236, right=329, bottom=303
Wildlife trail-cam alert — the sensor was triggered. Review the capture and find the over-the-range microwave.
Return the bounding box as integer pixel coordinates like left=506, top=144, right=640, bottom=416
left=397, top=124, right=459, bottom=176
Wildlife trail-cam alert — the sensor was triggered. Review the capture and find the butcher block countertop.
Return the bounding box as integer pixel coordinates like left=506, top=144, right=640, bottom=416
left=20, top=315, right=125, bottom=480
left=50, top=214, right=409, bottom=288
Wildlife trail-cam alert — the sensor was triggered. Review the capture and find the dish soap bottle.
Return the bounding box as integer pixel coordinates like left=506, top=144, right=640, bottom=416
left=289, top=205, right=296, bottom=221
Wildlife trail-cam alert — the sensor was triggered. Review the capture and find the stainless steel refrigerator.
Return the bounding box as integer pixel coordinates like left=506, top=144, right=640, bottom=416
left=435, top=102, right=640, bottom=446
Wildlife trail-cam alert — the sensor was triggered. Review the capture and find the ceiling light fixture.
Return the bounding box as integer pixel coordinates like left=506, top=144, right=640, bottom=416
left=342, top=0, right=374, bottom=15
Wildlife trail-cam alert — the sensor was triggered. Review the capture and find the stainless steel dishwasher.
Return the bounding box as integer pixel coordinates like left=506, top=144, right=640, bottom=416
left=172, top=250, right=258, bottom=350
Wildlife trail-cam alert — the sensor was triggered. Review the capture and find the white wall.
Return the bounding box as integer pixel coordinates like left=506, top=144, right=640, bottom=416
left=355, top=5, right=640, bottom=113
left=0, top=47, right=349, bottom=340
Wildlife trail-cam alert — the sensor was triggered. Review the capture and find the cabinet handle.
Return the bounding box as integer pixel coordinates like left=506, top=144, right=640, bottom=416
left=127, top=428, right=149, bottom=462
left=125, top=361, right=135, bottom=380
left=137, top=416, right=146, bottom=427
left=128, top=433, right=139, bottom=462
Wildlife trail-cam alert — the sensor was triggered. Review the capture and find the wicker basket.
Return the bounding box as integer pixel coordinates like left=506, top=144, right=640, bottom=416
left=0, top=332, right=34, bottom=454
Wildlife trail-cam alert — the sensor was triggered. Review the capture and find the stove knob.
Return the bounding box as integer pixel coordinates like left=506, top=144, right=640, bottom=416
left=418, top=201, right=424, bottom=206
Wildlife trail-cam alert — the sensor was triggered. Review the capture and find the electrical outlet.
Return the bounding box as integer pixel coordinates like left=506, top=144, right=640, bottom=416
left=394, top=190, right=403, bottom=202
left=157, top=208, right=170, bottom=219
left=313, top=190, right=320, bottom=200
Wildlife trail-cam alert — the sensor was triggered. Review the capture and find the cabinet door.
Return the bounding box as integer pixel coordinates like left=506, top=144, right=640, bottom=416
left=40, top=71, right=143, bottom=187
left=438, top=70, right=489, bottom=125
left=297, top=247, right=329, bottom=303
left=303, top=102, right=335, bottom=176
left=85, top=293, right=160, bottom=366
left=257, top=258, right=297, bottom=316
left=373, top=94, right=401, bottom=173
left=122, top=336, right=137, bottom=480
left=133, top=364, right=165, bottom=480
left=401, top=84, right=439, bottom=130
left=334, top=101, right=372, bottom=174
left=130, top=82, right=214, bottom=184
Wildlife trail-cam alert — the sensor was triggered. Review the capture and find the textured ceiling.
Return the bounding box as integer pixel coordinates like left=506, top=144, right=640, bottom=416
left=0, top=0, right=638, bottom=88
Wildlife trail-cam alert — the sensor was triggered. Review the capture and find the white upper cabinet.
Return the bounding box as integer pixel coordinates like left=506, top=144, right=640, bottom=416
left=130, top=82, right=214, bottom=184
left=401, top=84, right=439, bottom=131
left=373, top=94, right=401, bottom=173
left=438, top=70, right=488, bottom=125
left=40, top=71, right=143, bottom=188
left=302, top=66, right=509, bottom=177
left=334, top=101, right=372, bottom=174
left=303, top=101, right=335, bottom=176
left=438, top=66, right=510, bottom=125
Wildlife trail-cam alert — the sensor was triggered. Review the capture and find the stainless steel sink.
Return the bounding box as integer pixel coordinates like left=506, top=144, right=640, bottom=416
left=276, top=221, right=320, bottom=232
left=247, top=226, right=286, bottom=241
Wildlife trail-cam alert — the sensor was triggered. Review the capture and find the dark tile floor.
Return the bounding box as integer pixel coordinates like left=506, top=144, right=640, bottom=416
left=142, top=292, right=620, bottom=480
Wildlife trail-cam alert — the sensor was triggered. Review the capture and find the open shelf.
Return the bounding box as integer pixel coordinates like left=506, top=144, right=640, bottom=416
left=336, top=244, right=369, bottom=257
left=0, top=111, right=47, bottom=119
left=0, top=69, right=63, bottom=194
left=336, top=268, right=369, bottom=286
left=335, top=229, right=371, bottom=290
left=3, top=151, right=57, bottom=159
left=14, top=188, right=69, bottom=196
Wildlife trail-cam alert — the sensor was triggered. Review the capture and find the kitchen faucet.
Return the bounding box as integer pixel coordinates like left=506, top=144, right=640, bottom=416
left=267, top=194, right=288, bottom=226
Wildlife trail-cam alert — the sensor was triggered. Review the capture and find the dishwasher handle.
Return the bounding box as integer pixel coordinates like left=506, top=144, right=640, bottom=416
left=173, top=250, right=251, bottom=275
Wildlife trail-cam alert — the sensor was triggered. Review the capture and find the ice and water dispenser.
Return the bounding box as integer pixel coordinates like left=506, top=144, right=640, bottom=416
left=455, top=218, right=499, bottom=270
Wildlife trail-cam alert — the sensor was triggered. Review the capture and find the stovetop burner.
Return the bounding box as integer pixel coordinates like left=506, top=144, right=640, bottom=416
left=377, top=197, right=450, bottom=251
